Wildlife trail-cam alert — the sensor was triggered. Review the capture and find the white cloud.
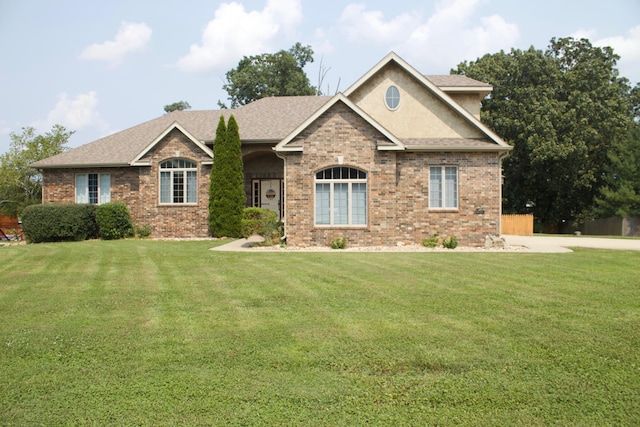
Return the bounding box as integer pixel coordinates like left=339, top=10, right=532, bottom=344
left=339, top=4, right=420, bottom=44
left=37, top=92, right=109, bottom=133
left=312, top=28, right=334, bottom=56
left=80, top=21, right=152, bottom=67
left=176, top=0, right=303, bottom=72
left=337, top=0, right=519, bottom=71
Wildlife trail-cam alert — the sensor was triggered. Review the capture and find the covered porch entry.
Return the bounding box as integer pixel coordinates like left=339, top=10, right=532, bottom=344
left=243, top=148, right=284, bottom=220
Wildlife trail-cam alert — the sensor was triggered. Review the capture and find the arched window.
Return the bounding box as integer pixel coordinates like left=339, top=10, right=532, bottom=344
left=385, top=85, right=400, bottom=110
left=315, top=167, right=367, bottom=226
left=159, top=159, right=197, bottom=204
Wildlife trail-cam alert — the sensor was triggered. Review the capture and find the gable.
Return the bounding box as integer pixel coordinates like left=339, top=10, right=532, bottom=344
left=347, top=61, right=485, bottom=140
left=131, top=122, right=212, bottom=166
left=276, top=94, right=404, bottom=152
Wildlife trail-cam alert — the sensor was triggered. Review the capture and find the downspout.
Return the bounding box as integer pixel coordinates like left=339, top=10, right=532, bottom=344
left=498, top=151, right=510, bottom=236
left=274, top=149, right=288, bottom=242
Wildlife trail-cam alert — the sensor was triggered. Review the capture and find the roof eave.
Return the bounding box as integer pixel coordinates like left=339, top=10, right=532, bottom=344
left=406, top=145, right=513, bottom=152
left=377, top=146, right=406, bottom=151
left=33, top=162, right=132, bottom=169
left=440, top=87, right=492, bottom=97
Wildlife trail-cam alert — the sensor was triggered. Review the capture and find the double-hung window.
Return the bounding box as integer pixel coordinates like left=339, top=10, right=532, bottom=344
left=76, top=173, right=110, bottom=204
left=429, top=166, right=458, bottom=209
left=315, top=167, right=367, bottom=226
left=160, top=159, right=197, bottom=204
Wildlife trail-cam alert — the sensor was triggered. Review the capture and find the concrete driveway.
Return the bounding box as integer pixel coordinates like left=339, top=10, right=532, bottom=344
left=503, top=235, right=640, bottom=253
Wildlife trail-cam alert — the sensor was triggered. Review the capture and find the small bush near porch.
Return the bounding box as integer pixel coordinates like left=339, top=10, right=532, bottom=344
left=1, top=241, right=638, bottom=425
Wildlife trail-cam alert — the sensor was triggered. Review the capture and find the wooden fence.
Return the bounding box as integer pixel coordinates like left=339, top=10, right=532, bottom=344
left=501, top=214, right=533, bottom=236
left=0, top=213, right=23, bottom=240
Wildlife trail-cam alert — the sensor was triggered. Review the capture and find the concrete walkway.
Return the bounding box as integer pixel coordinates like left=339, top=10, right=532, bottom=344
left=209, top=235, right=266, bottom=252
left=210, top=235, right=640, bottom=253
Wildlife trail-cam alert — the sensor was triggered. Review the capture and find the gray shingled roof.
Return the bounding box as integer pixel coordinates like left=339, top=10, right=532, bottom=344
left=32, top=74, right=495, bottom=168
left=425, top=75, right=492, bottom=88
left=33, top=96, right=332, bottom=168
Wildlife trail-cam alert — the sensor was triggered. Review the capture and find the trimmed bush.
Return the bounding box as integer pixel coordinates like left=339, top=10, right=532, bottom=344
left=330, top=236, right=347, bottom=249
left=422, top=233, right=440, bottom=248
left=21, top=204, right=98, bottom=243
left=135, top=224, right=152, bottom=238
left=241, top=207, right=282, bottom=245
left=95, top=202, right=134, bottom=240
left=442, top=235, right=459, bottom=249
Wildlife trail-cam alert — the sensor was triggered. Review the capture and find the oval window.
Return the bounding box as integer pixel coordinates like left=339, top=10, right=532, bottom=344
left=385, top=86, right=400, bottom=110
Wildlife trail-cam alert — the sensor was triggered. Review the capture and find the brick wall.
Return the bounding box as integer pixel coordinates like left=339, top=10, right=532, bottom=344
left=282, top=102, right=502, bottom=247
left=42, top=129, right=212, bottom=238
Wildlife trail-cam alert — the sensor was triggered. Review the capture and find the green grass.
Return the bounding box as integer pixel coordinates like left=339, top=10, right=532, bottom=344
left=1, top=240, right=639, bottom=426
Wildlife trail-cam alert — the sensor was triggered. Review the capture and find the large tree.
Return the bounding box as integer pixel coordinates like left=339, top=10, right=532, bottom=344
left=454, top=37, right=635, bottom=227
left=164, top=101, right=191, bottom=113
left=222, top=43, right=316, bottom=108
left=209, top=115, right=245, bottom=237
left=0, top=125, right=73, bottom=217
left=594, top=121, right=640, bottom=217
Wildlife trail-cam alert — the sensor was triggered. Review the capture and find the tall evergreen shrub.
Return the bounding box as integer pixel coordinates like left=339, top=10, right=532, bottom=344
left=209, top=115, right=245, bottom=237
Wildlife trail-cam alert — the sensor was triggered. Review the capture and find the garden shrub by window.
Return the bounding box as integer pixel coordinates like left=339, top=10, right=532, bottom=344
left=21, top=204, right=98, bottom=243
left=95, top=202, right=134, bottom=240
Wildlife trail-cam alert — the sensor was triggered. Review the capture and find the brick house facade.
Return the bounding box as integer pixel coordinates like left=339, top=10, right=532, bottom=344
left=34, top=53, right=511, bottom=246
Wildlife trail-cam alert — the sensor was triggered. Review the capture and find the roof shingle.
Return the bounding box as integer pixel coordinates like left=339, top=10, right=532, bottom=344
left=31, top=72, right=501, bottom=168
left=32, top=96, right=331, bottom=167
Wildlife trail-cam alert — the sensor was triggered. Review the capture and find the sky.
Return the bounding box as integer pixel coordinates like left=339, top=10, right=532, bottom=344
left=1, top=0, right=639, bottom=155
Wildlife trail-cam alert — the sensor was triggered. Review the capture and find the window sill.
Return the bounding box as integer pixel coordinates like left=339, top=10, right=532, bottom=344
left=428, top=209, right=459, bottom=213
left=314, top=225, right=368, bottom=229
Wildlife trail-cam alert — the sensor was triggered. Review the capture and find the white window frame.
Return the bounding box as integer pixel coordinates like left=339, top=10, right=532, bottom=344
left=159, top=159, right=198, bottom=205
left=385, top=85, right=400, bottom=110
left=75, top=173, right=110, bottom=204
left=314, top=167, right=367, bottom=227
left=429, top=165, right=458, bottom=210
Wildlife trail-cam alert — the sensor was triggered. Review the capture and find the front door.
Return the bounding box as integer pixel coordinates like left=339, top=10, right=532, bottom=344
left=258, top=179, right=281, bottom=219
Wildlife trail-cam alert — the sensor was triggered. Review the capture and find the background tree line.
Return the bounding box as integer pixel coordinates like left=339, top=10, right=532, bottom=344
left=454, top=37, right=640, bottom=228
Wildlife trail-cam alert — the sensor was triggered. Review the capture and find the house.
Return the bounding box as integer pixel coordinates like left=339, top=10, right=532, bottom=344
left=32, top=52, right=511, bottom=247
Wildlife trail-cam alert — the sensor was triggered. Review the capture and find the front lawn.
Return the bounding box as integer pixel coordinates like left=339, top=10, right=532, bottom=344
left=1, top=240, right=638, bottom=425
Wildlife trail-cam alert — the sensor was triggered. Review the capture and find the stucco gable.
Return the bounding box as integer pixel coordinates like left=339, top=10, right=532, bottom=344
left=344, top=52, right=510, bottom=150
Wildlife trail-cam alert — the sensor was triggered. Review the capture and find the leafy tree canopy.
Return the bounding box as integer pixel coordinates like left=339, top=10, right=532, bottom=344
left=0, top=125, right=73, bottom=216
left=164, top=101, right=191, bottom=113
left=222, top=43, right=316, bottom=108
left=454, top=37, right=636, bottom=226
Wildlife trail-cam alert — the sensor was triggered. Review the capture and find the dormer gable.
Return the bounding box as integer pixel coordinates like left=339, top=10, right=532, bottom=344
left=343, top=52, right=508, bottom=149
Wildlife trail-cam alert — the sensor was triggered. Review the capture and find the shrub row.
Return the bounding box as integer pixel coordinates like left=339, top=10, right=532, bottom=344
left=21, top=202, right=134, bottom=243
